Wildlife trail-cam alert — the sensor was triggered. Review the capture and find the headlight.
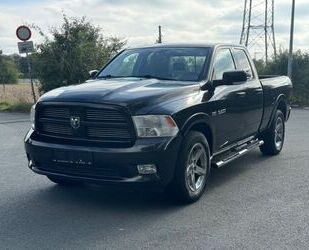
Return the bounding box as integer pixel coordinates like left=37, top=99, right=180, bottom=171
left=30, top=104, right=36, bottom=129
left=132, top=115, right=179, bottom=138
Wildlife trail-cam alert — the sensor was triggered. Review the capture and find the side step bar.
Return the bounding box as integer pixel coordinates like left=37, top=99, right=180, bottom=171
left=212, top=139, right=264, bottom=168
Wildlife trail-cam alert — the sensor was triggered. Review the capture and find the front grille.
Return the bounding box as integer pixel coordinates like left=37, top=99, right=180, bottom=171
left=86, top=109, right=126, bottom=122
left=44, top=107, right=70, bottom=119
left=87, top=127, right=132, bottom=139
left=42, top=123, right=73, bottom=135
left=36, top=103, right=135, bottom=147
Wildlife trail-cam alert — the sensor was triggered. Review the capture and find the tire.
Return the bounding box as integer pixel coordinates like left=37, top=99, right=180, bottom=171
left=259, top=110, right=285, bottom=156
left=47, top=176, right=79, bottom=186
left=167, top=131, right=211, bottom=203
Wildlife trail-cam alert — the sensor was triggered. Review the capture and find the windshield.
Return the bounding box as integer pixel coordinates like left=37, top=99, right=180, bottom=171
left=98, top=47, right=210, bottom=82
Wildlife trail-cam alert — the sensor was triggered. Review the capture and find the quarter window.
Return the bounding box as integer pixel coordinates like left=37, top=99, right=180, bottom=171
left=233, top=49, right=253, bottom=78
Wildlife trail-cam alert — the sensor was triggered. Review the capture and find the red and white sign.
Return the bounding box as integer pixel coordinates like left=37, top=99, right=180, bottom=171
left=16, top=25, right=32, bottom=41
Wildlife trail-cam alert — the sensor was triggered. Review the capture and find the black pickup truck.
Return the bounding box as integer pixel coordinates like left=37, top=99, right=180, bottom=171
left=25, top=44, right=292, bottom=203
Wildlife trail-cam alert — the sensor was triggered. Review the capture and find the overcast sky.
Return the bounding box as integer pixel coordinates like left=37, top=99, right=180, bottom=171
left=0, top=0, right=308, bottom=56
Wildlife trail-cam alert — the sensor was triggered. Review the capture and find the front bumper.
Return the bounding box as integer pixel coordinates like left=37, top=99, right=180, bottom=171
left=24, top=129, right=182, bottom=187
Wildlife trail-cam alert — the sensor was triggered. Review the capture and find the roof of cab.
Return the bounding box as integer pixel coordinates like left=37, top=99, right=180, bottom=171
left=128, top=43, right=246, bottom=50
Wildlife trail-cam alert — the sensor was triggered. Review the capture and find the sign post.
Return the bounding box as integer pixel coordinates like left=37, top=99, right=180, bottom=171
left=16, top=25, right=36, bottom=103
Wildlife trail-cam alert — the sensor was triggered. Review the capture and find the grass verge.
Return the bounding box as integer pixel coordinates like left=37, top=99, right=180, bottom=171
left=0, top=101, right=33, bottom=112
left=0, top=84, right=38, bottom=113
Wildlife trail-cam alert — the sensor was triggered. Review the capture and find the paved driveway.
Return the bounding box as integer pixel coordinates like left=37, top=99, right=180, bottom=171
left=0, top=110, right=309, bottom=249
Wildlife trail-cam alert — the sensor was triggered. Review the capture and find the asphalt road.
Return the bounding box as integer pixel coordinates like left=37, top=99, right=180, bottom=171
left=1, top=110, right=309, bottom=249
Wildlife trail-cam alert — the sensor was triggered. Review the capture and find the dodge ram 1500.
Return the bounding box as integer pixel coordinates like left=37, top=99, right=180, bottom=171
left=25, top=44, right=292, bottom=203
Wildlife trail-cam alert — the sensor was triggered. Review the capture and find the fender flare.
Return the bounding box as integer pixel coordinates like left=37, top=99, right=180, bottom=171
left=180, top=112, right=215, bottom=152
left=267, top=94, right=288, bottom=129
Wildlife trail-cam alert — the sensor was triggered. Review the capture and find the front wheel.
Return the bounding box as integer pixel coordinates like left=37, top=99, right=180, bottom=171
left=259, top=110, right=285, bottom=156
left=167, top=131, right=211, bottom=203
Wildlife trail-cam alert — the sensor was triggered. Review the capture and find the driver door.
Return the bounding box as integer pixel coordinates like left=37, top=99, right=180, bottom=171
left=210, top=48, right=249, bottom=150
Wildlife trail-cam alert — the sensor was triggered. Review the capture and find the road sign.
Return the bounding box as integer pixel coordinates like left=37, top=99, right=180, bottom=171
left=16, top=25, right=32, bottom=41
left=18, top=41, right=34, bottom=54
left=16, top=25, right=36, bottom=103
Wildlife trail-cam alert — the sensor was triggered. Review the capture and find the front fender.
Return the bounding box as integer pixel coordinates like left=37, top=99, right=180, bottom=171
left=180, top=112, right=215, bottom=152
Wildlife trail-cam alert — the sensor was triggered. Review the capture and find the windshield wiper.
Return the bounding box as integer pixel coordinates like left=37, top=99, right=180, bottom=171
left=97, top=74, right=174, bottom=81
left=132, top=75, right=174, bottom=81
left=97, top=75, right=117, bottom=79
left=97, top=75, right=130, bottom=79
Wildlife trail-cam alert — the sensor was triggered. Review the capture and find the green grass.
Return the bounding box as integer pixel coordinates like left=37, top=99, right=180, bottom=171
left=0, top=101, right=32, bottom=113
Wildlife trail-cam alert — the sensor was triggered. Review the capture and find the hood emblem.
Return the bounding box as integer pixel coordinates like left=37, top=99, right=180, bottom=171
left=70, top=116, right=80, bottom=129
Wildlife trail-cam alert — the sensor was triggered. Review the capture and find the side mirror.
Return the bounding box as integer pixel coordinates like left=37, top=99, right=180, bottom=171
left=89, top=70, right=98, bottom=79
left=213, top=70, right=248, bottom=87
left=223, top=70, right=248, bottom=84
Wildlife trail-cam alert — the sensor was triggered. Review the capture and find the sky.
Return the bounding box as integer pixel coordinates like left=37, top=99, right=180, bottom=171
left=0, top=0, right=308, bottom=56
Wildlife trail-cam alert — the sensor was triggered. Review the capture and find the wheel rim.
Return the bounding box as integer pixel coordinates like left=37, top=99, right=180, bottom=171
left=185, top=143, right=208, bottom=193
left=274, top=116, right=284, bottom=150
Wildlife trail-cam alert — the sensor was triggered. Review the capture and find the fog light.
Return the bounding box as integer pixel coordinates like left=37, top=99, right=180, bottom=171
left=137, top=164, right=157, bottom=175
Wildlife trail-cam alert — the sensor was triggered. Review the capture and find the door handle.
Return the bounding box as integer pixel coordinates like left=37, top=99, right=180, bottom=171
left=236, top=91, right=246, bottom=97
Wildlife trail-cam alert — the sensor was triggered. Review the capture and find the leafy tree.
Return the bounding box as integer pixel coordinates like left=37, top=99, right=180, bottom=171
left=34, top=15, right=126, bottom=92
left=0, top=53, right=19, bottom=84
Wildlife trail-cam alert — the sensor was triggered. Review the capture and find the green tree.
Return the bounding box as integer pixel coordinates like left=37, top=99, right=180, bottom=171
left=35, top=15, right=126, bottom=92
left=0, top=53, right=19, bottom=84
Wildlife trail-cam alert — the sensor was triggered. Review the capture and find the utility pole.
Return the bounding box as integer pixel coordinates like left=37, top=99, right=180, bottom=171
left=0, top=49, right=4, bottom=93
left=157, top=25, right=162, bottom=44
left=288, top=0, right=295, bottom=79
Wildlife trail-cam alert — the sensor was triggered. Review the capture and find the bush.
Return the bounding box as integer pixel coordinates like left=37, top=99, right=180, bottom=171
left=254, top=50, right=309, bottom=106
left=34, top=15, right=126, bottom=93
left=0, top=55, right=19, bottom=84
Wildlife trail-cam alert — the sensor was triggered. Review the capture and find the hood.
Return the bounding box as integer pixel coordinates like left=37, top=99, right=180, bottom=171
left=39, top=78, right=200, bottom=114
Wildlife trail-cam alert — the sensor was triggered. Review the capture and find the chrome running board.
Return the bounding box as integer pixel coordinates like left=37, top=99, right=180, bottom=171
left=212, top=139, right=264, bottom=168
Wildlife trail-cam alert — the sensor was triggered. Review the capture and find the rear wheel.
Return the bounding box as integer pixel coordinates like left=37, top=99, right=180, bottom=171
left=259, top=110, right=285, bottom=156
left=47, top=176, right=79, bottom=186
left=167, top=131, right=211, bottom=203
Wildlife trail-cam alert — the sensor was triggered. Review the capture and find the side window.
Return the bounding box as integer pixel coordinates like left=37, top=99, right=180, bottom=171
left=233, top=49, right=253, bottom=78
left=213, top=49, right=236, bottom=80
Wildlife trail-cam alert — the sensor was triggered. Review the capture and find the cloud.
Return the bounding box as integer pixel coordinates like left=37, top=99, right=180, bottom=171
left=0, top=0, right=308, bottom=56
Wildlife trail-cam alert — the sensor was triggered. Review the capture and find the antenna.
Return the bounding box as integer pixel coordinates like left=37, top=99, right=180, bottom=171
left=240, top=0, right=277, bottom=62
